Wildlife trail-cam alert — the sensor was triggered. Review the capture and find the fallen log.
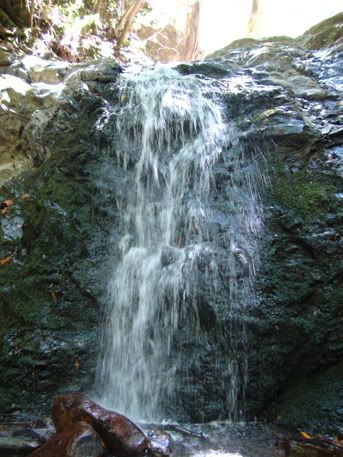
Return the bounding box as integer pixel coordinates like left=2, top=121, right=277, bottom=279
left=52, top=393, right=150, bottom=457
left=28, top=421, right=107, bottom=457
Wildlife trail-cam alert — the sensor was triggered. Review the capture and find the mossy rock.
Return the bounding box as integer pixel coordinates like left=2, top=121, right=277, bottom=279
left=271, top=172, right=336, bottom=219
left=299, top=12, right=343, bottom=50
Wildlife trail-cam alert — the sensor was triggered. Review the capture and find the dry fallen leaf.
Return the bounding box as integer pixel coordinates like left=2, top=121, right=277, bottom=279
left=300, top=432, right=312, bottom=440
left=0, top=199, right=14, bottom=215
left=51, top=290, right=57, bottom=302
left=0, top=253, right=15, bottom=266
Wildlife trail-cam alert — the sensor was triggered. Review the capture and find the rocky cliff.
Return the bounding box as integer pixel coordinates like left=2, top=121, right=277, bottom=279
left=0, top=13, right=342, bottom=432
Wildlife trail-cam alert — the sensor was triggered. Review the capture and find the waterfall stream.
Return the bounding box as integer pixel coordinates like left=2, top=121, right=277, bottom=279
left=96, top=65, right=263, bottom=422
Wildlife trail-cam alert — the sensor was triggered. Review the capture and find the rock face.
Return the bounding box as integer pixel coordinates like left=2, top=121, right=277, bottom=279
left=209, top=13, right=343, bottom=432
left=0, top=56, right=120, bottom=184
left=0, top=55, right=70, bottom=184
left=0, top=13, right=342, bottom=431
left=0, top=58, right=122, bottom=415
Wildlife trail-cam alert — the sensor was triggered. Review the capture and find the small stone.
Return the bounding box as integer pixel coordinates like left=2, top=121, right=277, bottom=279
left=0, top=49, right=14, bottom=66
left=148, top=429, right=173, bottom=457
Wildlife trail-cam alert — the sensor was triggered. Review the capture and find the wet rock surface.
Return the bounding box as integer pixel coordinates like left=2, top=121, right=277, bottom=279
left=0, top=420, right=303, bottom=457
left=0, top=395, right=158, bottom=456
left=206, top=12, right=343, bottom=432
left=0, top=59, right=122, bottom=416
left=0, top=420, right=54, bottom=456
left=147, top=430, right=174, bottom=457
left=0, top=13, right=342, bottom=431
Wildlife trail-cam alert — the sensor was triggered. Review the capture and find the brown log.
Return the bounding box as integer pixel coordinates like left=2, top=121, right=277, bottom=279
left=52, top=393, right=150, bottom=457
left=94, top=0, right=103, bottom=14
left=28, top=422, right=107, bottom=457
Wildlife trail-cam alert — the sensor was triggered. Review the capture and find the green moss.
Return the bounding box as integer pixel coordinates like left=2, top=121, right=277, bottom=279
left=272, top=172, right=334, bottom=218
left=300, top=12, right=343, bottom=49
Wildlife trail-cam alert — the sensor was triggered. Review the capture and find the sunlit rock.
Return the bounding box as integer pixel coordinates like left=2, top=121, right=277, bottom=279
left=0, top=49, right=14, bottom=66
left=0, top=72, right=63, bottom=183
left=21, top=55, right=71, bottom=84
left=65, top=61, right=122, bottom=85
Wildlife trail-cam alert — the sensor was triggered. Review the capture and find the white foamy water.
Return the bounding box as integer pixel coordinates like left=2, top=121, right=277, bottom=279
left=194, top=453, right=242, bottom=457
left=96, top=65, right=263, bottom=421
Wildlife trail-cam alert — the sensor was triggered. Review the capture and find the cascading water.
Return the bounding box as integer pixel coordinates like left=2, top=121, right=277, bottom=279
left=96, top=65, right=263, bottom=422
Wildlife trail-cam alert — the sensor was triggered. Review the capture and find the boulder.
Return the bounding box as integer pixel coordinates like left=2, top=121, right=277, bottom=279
left=52, top=393, right=150, bottom=457
left=28, top=422, right=107, bottom=457
left=65, top=61, right=123, bottom=84
left=0, top=48, right=14, bottom=66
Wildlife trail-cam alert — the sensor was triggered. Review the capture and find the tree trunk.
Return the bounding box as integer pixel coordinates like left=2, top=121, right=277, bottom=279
left=181, top=0, right=200, bottom=61
left=94, top=0, right=103, bottom=14
left=115, top=0, right=145, bottom=49
left=247, top=0, right=259, bottom=34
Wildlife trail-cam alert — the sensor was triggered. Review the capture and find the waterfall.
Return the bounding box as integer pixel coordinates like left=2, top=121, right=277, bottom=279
left=96, top=65, right=263, bottom=422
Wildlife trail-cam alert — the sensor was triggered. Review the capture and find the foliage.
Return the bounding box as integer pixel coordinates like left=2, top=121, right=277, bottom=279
left=0, top=0, right=146, bottom=61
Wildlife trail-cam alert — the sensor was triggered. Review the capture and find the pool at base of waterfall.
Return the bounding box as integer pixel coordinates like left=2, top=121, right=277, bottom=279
left=0, top=419, right=326, bottom=456
left=139, top=422, right=296, bottom=457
